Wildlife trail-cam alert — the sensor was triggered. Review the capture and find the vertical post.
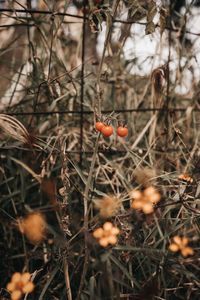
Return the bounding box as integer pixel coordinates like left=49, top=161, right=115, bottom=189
left=79, top=1, right=86, bottom=166
left=165, top=0, right=172, bottom=147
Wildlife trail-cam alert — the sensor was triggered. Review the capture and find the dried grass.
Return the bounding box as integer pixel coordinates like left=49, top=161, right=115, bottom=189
left=1, top=1, right=200, bottom=300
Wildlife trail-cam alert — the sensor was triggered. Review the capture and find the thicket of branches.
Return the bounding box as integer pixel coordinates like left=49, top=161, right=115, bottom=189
left=0, top=0, right=200, bottom=299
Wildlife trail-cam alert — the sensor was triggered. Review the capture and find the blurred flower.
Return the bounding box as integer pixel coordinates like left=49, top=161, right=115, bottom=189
left=130, top=186, right=161, bottom=214
left=178, top=173, right=193, bottom=183
left=93, top=222, right=120, bottom=247
left=94, top=195, right=121, bottom=218
left=18, top=212, right=46, bottom=244
left=169, top=236, right=194, bottom=257
left=7, top=272, right=34, bottom=300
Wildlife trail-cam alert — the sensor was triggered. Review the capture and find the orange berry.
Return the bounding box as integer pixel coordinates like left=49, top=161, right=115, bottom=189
left=95, top=122, right=105, bottom=132
left=101, top=125, right=113, bottom=137
left=117, top=126, right=128, bottom=137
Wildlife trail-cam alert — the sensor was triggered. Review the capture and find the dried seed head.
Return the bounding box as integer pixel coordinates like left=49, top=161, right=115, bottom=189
left=94, top=195, right=121, bottom=218
left=0, top=114, right=32, bottom=145
left=18, top=212, right=47, bottom=244
left=134, top=167, right=157, bottom=187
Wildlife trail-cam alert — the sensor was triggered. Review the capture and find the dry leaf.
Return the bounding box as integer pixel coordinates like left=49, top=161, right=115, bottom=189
left=145, top=1, right=157, bottom=35
left=159, top=7, right=168, bottom=37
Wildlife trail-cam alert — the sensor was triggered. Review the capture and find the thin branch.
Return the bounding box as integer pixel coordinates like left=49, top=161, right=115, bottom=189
left=1, top=8, right=200, bottom=36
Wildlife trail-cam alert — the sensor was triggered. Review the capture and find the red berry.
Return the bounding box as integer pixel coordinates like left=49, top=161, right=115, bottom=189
left=117, top=126, right=128, bottom=137
left=95, top=122, right=104, bottom=132
left=101, top=125, right=113, bottom=137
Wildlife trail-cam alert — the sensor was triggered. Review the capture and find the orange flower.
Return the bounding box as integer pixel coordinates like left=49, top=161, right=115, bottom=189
left=169, top=236, right=194, bottom=257
left=7, top=272, right=34, bottom=300
left=178, top=174, right=193, bottom=183
left=93, top=222, right=120, bottom=247
left=94, top=195, right=121, bottom=218
left=130, top=186, right=161, bottom=214
left=18, top=212, right=46, bottom=244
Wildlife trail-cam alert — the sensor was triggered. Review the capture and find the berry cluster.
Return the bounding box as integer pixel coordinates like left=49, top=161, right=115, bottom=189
left=95, top=121, right=128, bottom=138
left=18, top=212, right=46, bottom=244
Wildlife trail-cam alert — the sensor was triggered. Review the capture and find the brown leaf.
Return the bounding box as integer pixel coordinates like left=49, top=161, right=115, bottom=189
left=159, top=7, right=168, bottom=36
left=128, top=0, right=147, bottom=21
left=145, top=1, right=157, bottom=35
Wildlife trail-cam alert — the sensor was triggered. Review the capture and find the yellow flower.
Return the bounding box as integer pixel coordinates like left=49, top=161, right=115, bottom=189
left=93, top=222, right=120, bottom=247
left=7, top=272, right=34, bottom=300
left=130, top=186, right=161, bottom=214
left=169, top=236, right=194, bottom=257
